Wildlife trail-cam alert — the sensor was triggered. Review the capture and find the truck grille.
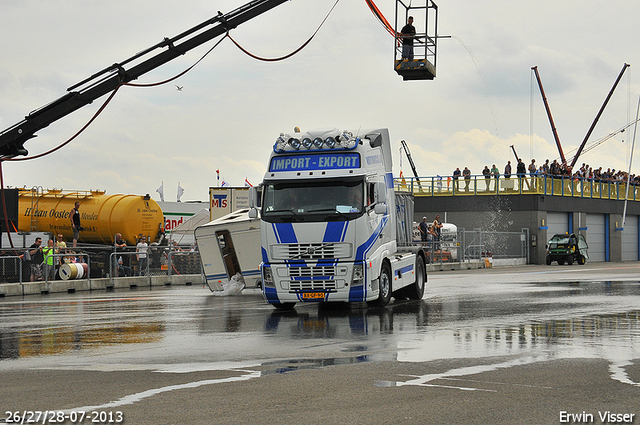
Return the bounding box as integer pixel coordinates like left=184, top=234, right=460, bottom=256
left=272, top=243, right=352, bottom=260
left=289, top=266, right=336, bottom=277
left=289, top=280, right=338, bottom=291
left=289, top=266, right=338, bottom=291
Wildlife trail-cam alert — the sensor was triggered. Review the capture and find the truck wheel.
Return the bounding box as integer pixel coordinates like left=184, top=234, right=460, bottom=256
left=546, top=255, right=552, bottom=265
left=577, top=255, right=586, bottom=265
left=405, top=255, right=426, bottom=300
left=368, top=263, right=392, bottom=308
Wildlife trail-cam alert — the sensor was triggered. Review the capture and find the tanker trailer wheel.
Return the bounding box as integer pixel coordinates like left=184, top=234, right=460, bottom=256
left=405, top=255, right=426, bottom=300
left=368, top=262, right=392, bottom=308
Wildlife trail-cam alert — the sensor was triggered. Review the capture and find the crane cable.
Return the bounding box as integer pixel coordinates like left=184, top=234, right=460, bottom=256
left=125, top=34, right=230, bottom=87
left=364, top=0, right=396, bottom=37
left=227, top=0, right=340, bottom=62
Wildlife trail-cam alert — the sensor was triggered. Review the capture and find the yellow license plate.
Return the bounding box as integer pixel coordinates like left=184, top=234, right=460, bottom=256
left=302, top=292, right=325, bottom=300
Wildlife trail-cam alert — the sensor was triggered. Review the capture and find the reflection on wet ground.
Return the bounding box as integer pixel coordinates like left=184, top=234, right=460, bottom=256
left=0, top=279, right=639, bottom=377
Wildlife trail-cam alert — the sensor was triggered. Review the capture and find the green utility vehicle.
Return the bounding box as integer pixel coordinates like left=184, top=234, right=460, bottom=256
left=546, top=233, right=588, bottom=265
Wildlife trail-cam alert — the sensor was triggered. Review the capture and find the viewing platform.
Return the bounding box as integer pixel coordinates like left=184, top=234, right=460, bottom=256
left=395, top=174, right=640, bottom=201
left=403, top=174, right=640, bottom=265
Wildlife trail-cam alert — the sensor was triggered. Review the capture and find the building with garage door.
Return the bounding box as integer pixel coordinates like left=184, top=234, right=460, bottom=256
left=399, top=175, right=640, bottom=264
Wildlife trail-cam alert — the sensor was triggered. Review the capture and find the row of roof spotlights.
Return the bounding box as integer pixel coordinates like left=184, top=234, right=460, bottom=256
left=275, top=132, right=357, bottom=151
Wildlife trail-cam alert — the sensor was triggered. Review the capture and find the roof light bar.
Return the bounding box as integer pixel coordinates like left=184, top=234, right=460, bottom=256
left=273, top=131, right=358, bottom=153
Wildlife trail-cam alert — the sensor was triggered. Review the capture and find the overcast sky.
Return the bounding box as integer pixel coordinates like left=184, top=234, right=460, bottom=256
left=2, top=0, right=639, bottom=202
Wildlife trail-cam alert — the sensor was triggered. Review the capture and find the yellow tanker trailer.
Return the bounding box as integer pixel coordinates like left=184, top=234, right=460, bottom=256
left=18, top=189, right=164, bottom=245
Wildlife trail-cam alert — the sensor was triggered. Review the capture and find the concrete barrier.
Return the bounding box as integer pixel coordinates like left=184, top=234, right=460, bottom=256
left=0, top=274, right=206, bottom=298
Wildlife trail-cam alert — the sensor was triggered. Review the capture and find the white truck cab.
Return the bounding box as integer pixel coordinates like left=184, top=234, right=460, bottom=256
left=250, top=128, right=426, bottom=309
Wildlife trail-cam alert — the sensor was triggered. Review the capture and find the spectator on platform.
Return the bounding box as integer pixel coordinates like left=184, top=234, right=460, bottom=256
left=463, top=167, right=471, bottom=192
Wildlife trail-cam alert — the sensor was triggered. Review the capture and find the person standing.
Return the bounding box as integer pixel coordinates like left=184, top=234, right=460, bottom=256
left=418, top=217, right=429, bottom=247
left=462, top=167, right=471, bottom=192
left=482, top=165, right=491, bottom=191
left=27, top=237, right=44, bottom=282
left=504, top=161, right=512, bottom=178
left=43, top=239, right=56, bottom=281
left=55, top=234, right=66, bottom=252
left=491, top=164, right=500, bottom=191
left=432, top=214, right=443, bottom=251
left=516, top=158, right=528, bottom=190
left=115, top=233, right=130, bottom=276
left=70, top=201, right=81, bottom=247
left=55, top=234, right=67, bottom=272
left=399, top=16, right=416, bottom=60
left=452, top=167, right=461, bottom=192
left=136, top=235, right=149, bottom=276
left=528, top=159, right=537, bottom=190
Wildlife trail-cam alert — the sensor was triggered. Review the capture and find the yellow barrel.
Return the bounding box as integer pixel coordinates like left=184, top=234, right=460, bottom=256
left=18, top=189, right=163, bottom=245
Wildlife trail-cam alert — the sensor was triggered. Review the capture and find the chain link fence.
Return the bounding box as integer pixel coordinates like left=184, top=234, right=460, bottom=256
left=109, top=247, right=202, bottom=279
left=417, top=228, right=529, bottom=265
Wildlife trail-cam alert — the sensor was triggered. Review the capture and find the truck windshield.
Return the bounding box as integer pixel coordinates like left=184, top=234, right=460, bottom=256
left=262, top=178, right=364, bottom=223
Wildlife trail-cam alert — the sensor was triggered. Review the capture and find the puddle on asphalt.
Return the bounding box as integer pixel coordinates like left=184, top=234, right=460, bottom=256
left=1, top=280, right=639, bottom=366
left=0, top=323, right=164, bottom=359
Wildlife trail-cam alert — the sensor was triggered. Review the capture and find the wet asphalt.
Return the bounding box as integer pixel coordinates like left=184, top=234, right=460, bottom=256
left=1, top=263, right=639, bottom=425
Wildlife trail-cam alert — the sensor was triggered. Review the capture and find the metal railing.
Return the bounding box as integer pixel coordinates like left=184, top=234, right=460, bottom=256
left=0, top=252, right=91, bottom=285
left=395, top=174, right=640, bottom=201
left=109, top=248, right=202, bottom=284
left=410, top=228, right=529, bottom=265
left=0, top=256, right=24, bottom=284
left=458, top=228, right=529, bottom=262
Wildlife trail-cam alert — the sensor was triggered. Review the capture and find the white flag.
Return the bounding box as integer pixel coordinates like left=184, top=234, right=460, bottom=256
left=156, top=181, right=164, bottom=202
left=177, top=182, right=184, bottom=202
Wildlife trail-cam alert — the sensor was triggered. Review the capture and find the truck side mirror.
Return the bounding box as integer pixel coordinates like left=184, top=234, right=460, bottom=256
left=375, top=181, right=387, bottom=203
left=373, top=181, right=387, bottom=214
left=248, top=187, right=259, bottom=218
left=374, top=203, right=387, bottom=215
left=249, top=187, right=258, bottom=208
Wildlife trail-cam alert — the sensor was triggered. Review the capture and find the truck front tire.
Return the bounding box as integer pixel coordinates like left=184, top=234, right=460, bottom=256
left=368, top=263, right=392, bottom=308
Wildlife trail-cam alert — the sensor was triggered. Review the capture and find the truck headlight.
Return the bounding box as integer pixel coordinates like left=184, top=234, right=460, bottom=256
left=263, top=266, right=275, bottom=288
left=352, top=264, right=364, bottom=286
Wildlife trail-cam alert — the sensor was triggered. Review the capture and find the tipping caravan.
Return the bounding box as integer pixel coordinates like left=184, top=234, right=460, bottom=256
left=249, top=128, right=427, bottom=309
left=195, top=209, right=262, bottom=291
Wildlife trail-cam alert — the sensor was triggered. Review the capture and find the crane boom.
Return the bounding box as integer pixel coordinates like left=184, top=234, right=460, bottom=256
left=570, top=63, right=630, bottom=168
left=0, top=0, right=289, bottom=159
left=531, top=66, right=567, bottom=167
left=399, top=140, right=423, bottom=190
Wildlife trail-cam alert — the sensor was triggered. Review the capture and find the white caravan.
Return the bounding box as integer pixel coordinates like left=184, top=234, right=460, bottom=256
left=249, top=128, right=427, bottom=309
left=195, top=209, right=261, bottom=291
